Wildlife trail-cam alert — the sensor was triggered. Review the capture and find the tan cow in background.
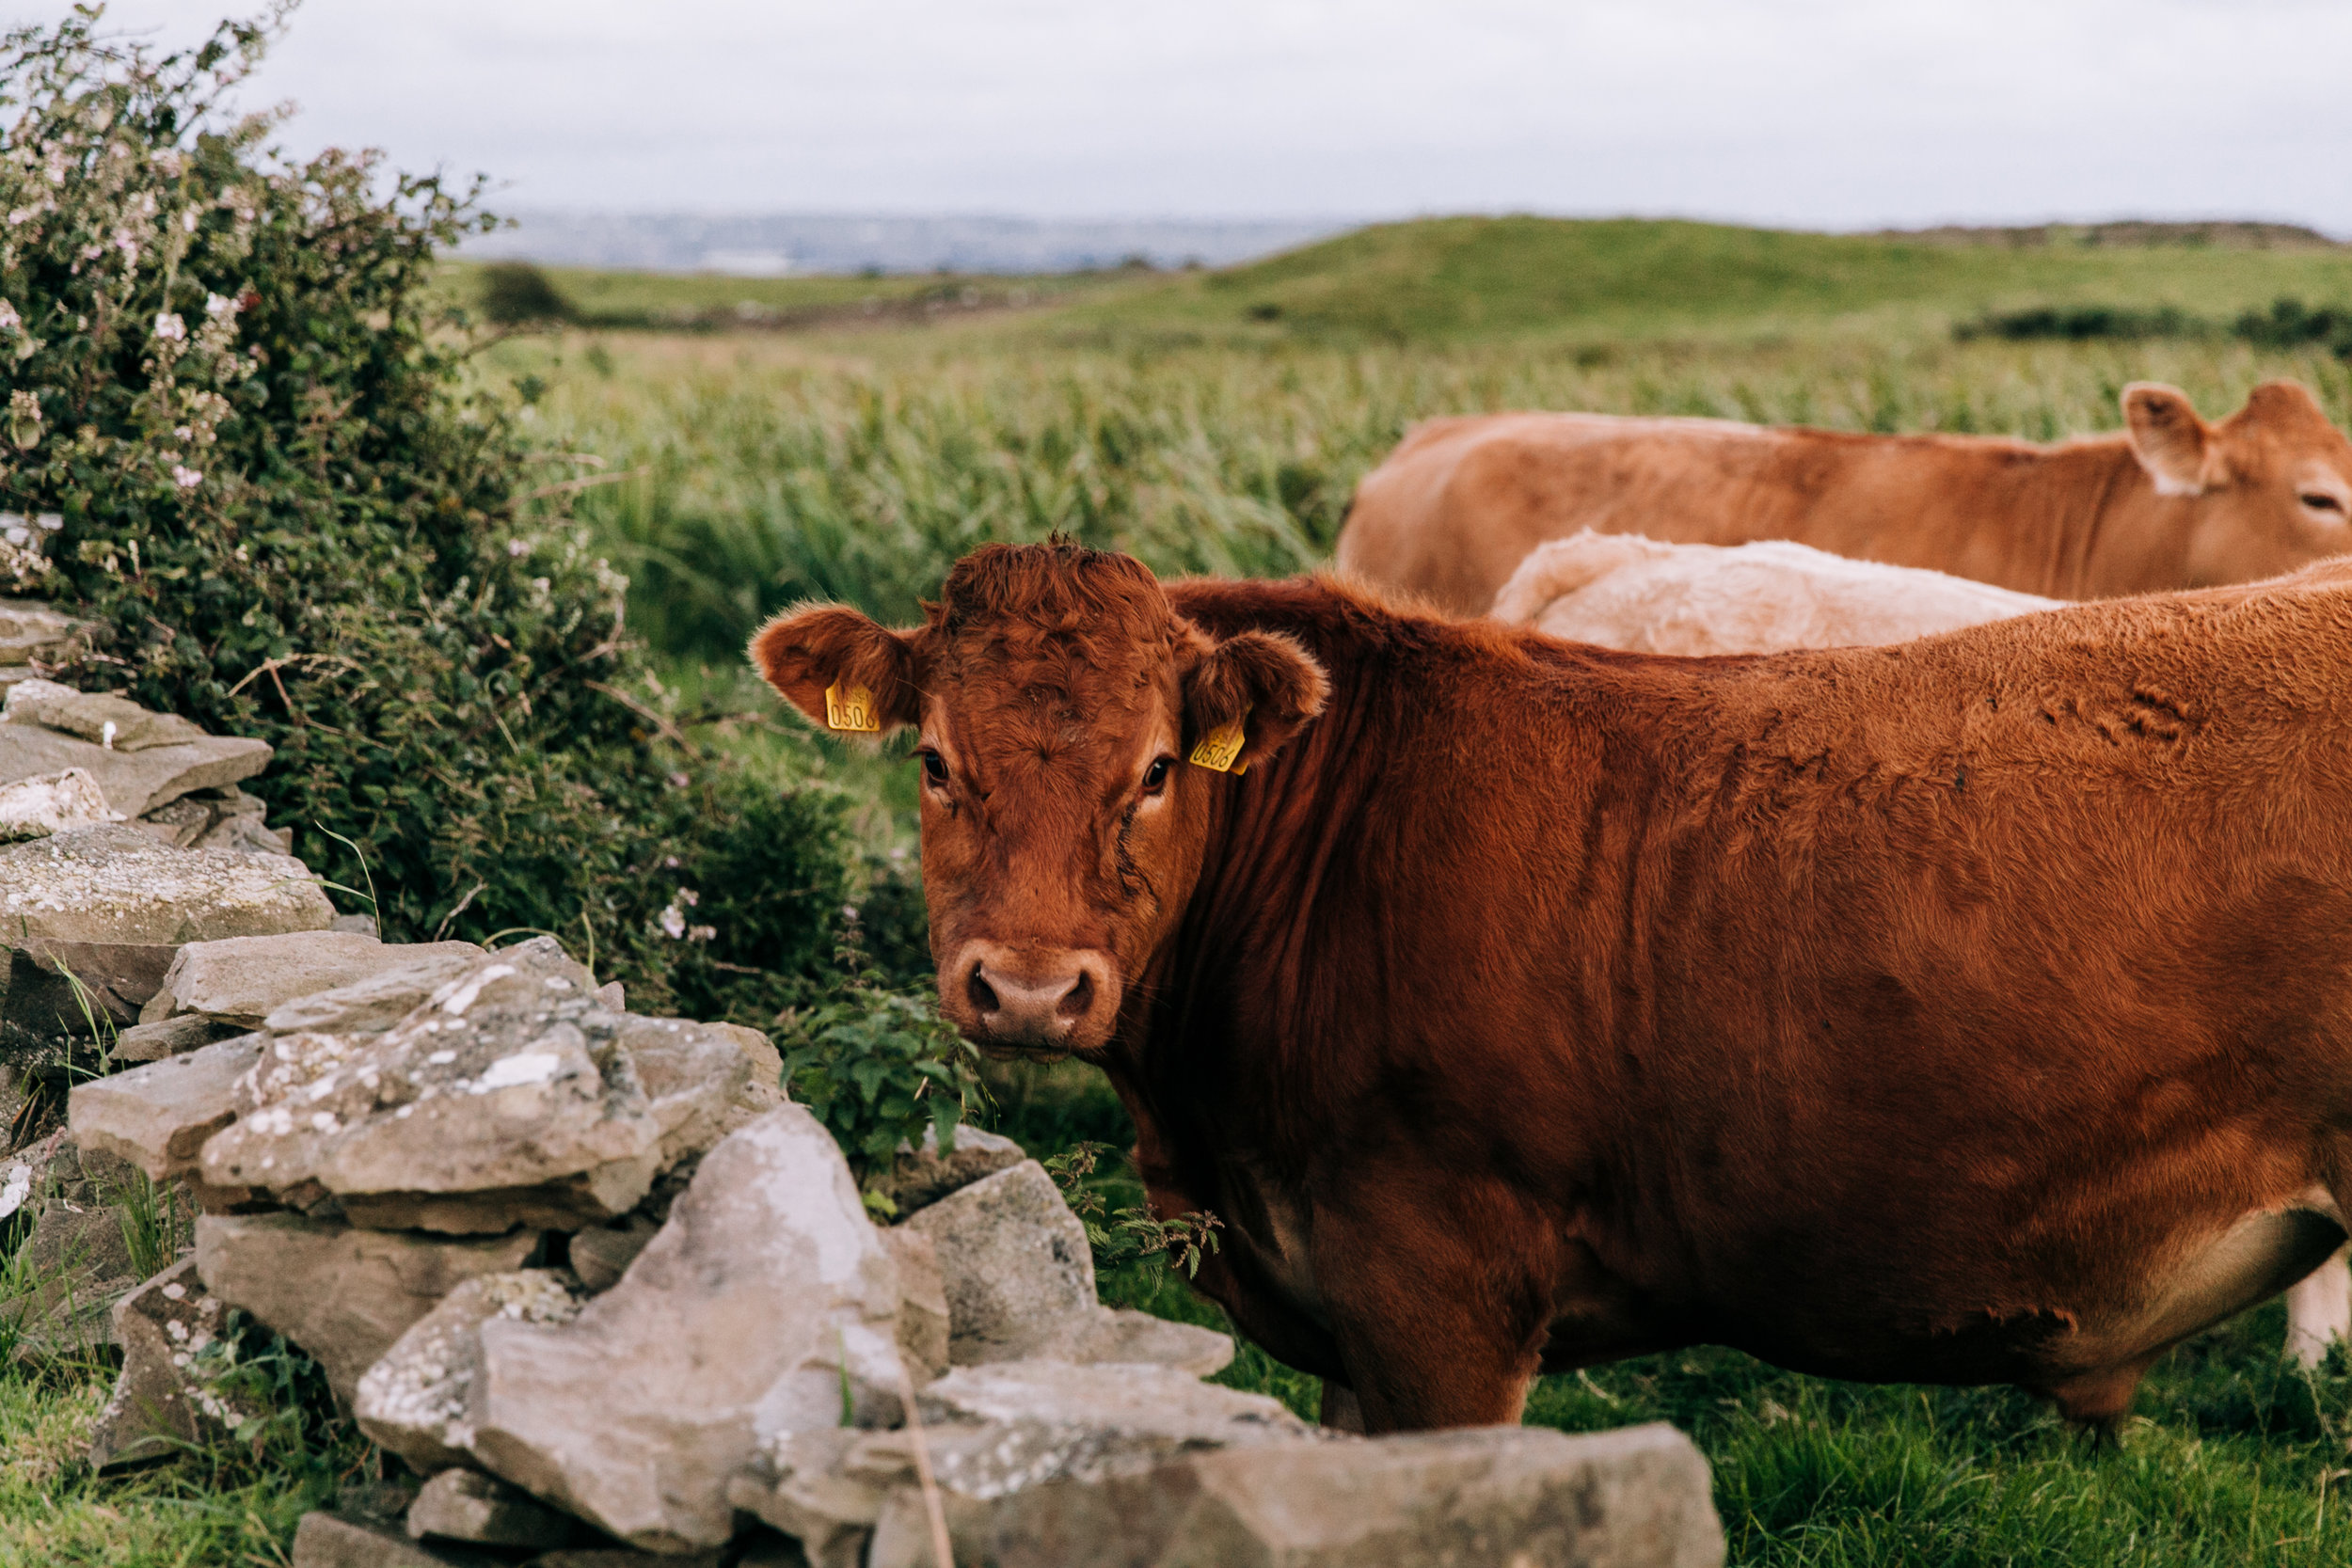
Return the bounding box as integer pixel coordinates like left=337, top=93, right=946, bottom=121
left=1337, top=381, right=2352, bottom=614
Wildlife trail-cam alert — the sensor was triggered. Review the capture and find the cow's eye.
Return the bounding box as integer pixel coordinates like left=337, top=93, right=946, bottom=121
left=1141, top=756, right=1174, bottom=795
left=918, top=749, right=950, bottom=786
left=2300, top=492, right=2345, bottom=516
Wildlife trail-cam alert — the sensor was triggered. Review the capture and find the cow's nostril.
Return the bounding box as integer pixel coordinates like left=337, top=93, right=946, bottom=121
left=1057, top=971, right=1094, bottom=1021
left=967, top=965, right=1000, bottom=1015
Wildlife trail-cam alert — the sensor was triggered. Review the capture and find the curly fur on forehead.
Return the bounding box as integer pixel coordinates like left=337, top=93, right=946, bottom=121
left=928, top=543, right=1189, bottom=705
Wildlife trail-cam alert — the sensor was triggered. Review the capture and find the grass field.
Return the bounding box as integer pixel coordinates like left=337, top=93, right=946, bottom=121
left=13, top=215, right=2352, bottom=1564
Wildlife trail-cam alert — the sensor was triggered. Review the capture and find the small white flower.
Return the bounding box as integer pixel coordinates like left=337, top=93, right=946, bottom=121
left=204, top=292, right=238, bottom=319
left=506, top=539, right=528, bottom=557
left=660, top=904, right=686, bottom=940
left=171, top=465, right=203, bottom=490
left=182, top=209, right=199, bottom=233
left=35, top=514, right=59, bottom=531
left=174, top=425, right=192, bottom=441
left=0, top=299, right=17, bottom=332
left=152, top=312, right=185, bottom=342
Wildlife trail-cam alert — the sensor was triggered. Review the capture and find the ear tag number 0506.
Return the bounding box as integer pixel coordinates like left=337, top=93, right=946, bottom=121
left=1188, top=706, right=1249, bottom=775
left=824, top=680, right=880, bottom=733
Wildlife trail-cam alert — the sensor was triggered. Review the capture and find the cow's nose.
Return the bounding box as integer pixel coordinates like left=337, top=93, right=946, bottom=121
left=961, top=945, right=1106, bottom=1043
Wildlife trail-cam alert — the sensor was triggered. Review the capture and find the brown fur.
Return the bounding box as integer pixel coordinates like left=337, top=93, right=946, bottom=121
left=1335, top=381, right=2352, bottom=614
left=753, top=543, right=2352, bottom=1434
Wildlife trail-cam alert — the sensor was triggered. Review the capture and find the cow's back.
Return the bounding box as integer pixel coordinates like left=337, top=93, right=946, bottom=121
left=1335, top=411, right=2083, bottom=614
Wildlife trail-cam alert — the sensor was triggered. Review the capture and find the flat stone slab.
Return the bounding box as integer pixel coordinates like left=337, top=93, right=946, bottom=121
left=863, top=1420, right=1724, bottom=1568
left=2, top=938, right=177, bottom=1042
left=72, top=1034, right=262, bottom=1181
left=199, top=941, right=757, bottom=1232
left=0, top=767, right=118, bottom=843
left=406, top=1467, right=580, bottom=1550
left=0, top=601, right=94, bottom=668
left=290, top=1511, right=505, bottom=1568
left=195, top=1212, right=540, bottom=1404
left=87, top=1257, right=251, bottom=1469
left=141, top=933, right=484, bottom=1029
left=0, top=825, right=332, bottom=944
left=4, top=679, right=212, bottom=751
left=356, top=1269, right=589, bottom=1474
left=0, top=718, right=269, bottom=820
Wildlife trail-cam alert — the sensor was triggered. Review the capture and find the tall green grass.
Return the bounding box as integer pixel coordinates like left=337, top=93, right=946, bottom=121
left=502, top=327, right=2351, bottom=660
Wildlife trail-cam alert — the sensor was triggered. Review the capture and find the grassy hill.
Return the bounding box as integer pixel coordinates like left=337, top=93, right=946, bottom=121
left=1057, top=214, right=2352, bottom=345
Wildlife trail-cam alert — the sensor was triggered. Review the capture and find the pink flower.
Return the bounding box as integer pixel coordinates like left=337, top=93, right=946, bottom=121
left=152, top=312, right=186, bottom=343
left=170, top=465, right=202, bottom=490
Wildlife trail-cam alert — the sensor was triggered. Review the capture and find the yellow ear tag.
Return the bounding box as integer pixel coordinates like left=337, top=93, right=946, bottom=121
left=1188, top=708, right=1249, bottom=775
left=823, top=680, right=881, bottom=733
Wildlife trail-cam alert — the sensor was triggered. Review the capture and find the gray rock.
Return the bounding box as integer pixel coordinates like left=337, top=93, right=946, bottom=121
left=1, top=936, right=177, bottom=1040
left=727, top=1428, right=889, bottom=1568
left=1065, top=1308, right=1235, bottom=1379
left=900, top=1160, right=1094, bottom=1366
left=0, top=826, right=332, bottom=943
left=406, top=1467, right=579, bottom=1549
left=136, top=794, right=217, bottom=848
left=880, top=1122, right=1025, bottom=1217
left=199, top=941, right=755, bottom=1232
left=0, top=719, right=270, bottom=820
left=866, top=1418, right=1724, bottom=1568
left=87, top=1258, right=252, bottom=1469
left=2, top=679, right=212, bottom=751
left=879, top=1225, right=949, bottom=1383
left=195, top=1212, right=540, bottom=1404
left=0, top=601, right=96, bottom=668
left=3, top=1197, right=141, bottom=1357
left=914, top=1357, right=1315, bottom=1448
left=109, top=1012, right=237, bottom=1066
left=356, top=1269, right=588, bottom=1473
left=71, top=1034, right=262, bottom=1181
left=0, top=767, right=119, bottom=843
left=565, top=1216, right=657, bottom=1293
left=734, top=1366, right=1316, bottom=1568
left=896, top=1156, right=1225, bottom=1373
left=523, top=1551, right=726, bottom=1568
left=331, top=913, right=380, bottom=937
left=140, top=933, right=484, bottom=1029
left=262, top=948, right=492, bottom=1037
left=459, top=1107, right=909, bottom=1553
left=290, top=1511, right=504, bottom=1568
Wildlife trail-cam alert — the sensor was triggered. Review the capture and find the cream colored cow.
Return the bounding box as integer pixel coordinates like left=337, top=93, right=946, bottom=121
left=1489, top=526, right=2352, bottom=1366
left=1488, top=530, right=2062, bottom=654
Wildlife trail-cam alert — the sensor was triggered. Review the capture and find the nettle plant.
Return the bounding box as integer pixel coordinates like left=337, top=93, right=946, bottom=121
left=0, top=8, right=853, bottom=1022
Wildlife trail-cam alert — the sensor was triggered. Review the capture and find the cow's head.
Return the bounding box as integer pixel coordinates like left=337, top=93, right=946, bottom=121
left=751, top=543, right=1327, bottom=1058
left=2122, top=380, right=2352, bottom=584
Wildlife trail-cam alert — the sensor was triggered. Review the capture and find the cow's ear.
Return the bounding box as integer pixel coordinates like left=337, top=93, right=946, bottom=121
left=749, top=604, right=922, bottom=736
left=2123, top=383, right=2215, bottom=497
left=1182, top=629, right=1329, bottom=769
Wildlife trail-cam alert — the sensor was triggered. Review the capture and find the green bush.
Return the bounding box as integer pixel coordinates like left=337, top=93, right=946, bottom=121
left=0, top=9, right=850, bottom=1021
left=777, top=917, right=985, bottom=1191
left=477, top=261, right=574, bottom=325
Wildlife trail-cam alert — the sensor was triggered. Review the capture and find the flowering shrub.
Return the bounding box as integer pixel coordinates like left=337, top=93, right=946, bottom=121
left=0, top=9, right=850, bottom=1018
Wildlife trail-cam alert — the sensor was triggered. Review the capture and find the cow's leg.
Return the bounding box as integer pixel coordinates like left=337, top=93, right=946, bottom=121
left=1310, top=1193, right=1552, bottom=1433
left=1318, top=1380, right=1365, bottom=1433
left=2285, top=1246, right=2352, bottom=1369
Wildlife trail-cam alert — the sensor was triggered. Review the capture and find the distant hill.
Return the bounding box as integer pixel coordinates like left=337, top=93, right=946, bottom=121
left=460, top=212, right=1352, bottom=276
left=1079, top=215, right=2352, bottom=343
left=1869, top=221, right=2343, bottom=251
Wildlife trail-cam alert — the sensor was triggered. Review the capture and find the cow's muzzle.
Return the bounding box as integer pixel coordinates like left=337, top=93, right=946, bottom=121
left=945, top=940, right=1119, bottom=1054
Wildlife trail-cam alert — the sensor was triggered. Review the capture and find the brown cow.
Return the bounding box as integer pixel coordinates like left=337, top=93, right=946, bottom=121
left=752, top=542, right=2352, bottom=1435
left=1335, top=381, right=2352, bottom=614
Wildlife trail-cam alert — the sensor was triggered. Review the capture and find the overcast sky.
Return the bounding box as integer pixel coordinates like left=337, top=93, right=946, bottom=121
left=13, top=0, right=2349, bottom=233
